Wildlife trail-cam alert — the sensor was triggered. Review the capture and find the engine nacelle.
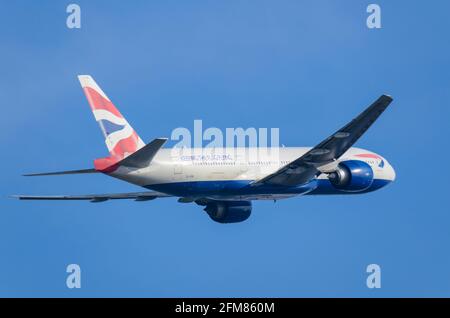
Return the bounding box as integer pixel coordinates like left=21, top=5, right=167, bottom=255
left=204, top=201, right=252, bottom=223
left=328, top=160, right=374, bottom=192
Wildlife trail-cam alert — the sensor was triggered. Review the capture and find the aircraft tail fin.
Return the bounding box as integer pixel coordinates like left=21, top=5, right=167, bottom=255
left=78, top=75, right=146, bottom=171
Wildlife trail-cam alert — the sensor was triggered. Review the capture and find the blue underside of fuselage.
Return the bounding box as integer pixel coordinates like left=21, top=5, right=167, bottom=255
left=145, top=179, right=391, bottom=198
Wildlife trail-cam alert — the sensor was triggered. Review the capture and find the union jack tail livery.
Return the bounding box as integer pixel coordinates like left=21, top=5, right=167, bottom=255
left=78, top=75, right=145, bottom=171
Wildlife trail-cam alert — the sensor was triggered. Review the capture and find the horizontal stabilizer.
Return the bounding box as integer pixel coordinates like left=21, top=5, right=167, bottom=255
left=12, top=191, right=172, bottom=201
left=117, top=138, right=168, bottom=168
left=23, top=168, right=98, bottom=177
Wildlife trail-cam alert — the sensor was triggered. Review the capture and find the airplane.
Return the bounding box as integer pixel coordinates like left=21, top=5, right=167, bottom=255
left=14, top=75, right=396, bottom=223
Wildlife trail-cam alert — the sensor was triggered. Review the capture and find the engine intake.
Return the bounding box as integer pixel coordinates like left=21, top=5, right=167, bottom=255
left=328, top=160, right=374, bottom=192
left=204, top=201, right=252, bottom=223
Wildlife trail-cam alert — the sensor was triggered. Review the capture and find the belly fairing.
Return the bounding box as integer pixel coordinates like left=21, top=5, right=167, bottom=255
left=146, top=179, right=318, bottom=198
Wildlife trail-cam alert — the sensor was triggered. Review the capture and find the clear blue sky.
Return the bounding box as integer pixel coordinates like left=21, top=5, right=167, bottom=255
left=1, top=1, right=449, bottom=297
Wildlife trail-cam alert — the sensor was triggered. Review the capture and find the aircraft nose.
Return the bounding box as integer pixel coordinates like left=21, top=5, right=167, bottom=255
left=387, top=161, right=396, bottom=182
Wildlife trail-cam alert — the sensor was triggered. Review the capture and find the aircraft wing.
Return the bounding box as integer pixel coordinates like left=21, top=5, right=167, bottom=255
left=251, top=94, right=393, bottom=187
left=13, top=191, right=172, bottom=202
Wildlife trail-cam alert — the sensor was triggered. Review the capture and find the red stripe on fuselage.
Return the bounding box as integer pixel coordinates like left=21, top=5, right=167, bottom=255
left=355, top=153, right=381, bottom=159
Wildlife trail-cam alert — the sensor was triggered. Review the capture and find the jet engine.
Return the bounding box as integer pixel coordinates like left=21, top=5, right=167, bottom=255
left=203, top=201, right=252, bottom=223
left=327, top=160, right=374, bottom=192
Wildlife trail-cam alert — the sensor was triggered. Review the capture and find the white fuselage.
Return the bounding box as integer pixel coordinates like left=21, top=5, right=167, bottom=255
left=106, top=146, right=395, bottom=201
